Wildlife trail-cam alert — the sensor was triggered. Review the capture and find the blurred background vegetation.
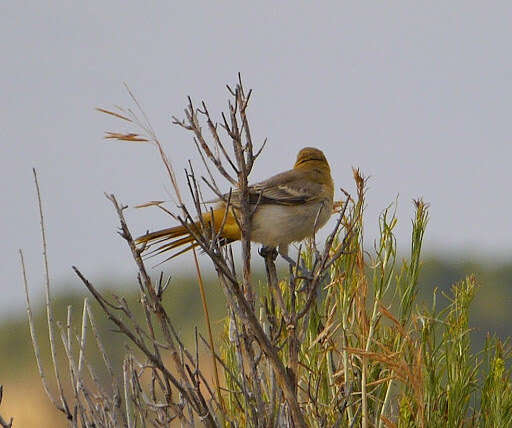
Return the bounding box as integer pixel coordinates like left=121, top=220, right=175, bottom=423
left=1, top=256, right=510, bottom=426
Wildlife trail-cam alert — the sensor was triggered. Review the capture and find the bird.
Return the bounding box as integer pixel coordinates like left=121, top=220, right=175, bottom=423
left=136, top=147, right=334, bottom=262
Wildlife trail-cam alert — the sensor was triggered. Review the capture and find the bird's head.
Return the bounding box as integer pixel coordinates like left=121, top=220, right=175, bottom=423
left=293, top=147, right=332, bottom=186
left=294, top=147, right=330, bottom=170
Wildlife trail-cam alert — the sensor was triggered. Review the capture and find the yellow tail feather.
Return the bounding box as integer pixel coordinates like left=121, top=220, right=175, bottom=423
left=135, top=205, right=241, bottom=259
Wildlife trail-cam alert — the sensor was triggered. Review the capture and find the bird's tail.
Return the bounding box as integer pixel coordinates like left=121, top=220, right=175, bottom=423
left=135, top=206, right=240, bottom=261
left=136, top=223, right=200, bottom=260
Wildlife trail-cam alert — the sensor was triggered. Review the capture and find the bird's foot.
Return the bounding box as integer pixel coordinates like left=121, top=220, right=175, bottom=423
left=258, top=246, right=278, bottom=261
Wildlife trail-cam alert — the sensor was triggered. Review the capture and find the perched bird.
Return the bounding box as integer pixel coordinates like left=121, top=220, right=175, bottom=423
left=136, top=147, right=334, bottom=261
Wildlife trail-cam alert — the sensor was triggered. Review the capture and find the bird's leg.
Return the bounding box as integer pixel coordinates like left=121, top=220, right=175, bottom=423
left=278, top=245, right=314, bottom=282
left=260, top=246, right=281, bottom=301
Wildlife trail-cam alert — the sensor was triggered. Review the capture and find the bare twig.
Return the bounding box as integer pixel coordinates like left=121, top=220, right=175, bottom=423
left=31, top=170, right=72, bottom=418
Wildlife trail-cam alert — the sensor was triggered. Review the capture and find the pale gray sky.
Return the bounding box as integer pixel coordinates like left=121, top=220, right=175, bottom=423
left=2, top=2, right=511, bottom=317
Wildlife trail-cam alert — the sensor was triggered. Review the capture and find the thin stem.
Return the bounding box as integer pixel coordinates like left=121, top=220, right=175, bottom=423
left=33, top=169, right=71, bottom=418
left=192, top=247, right=225, bottom=414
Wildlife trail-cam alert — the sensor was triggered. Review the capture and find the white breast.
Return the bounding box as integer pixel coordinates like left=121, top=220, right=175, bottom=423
left=249, top=200, right=332, bottom=248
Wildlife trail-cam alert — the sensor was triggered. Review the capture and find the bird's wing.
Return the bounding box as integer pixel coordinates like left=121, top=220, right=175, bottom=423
left=208, top=169, right=323, bottom=207
left=239, top=169, right=321, bottom=206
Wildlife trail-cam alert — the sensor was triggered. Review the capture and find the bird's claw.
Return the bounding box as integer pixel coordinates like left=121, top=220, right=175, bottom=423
left=259, top=246, right=278, bottom=261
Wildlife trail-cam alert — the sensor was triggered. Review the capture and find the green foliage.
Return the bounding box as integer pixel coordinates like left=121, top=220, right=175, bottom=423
left=214, top=196, right=512, bottom=427
left=480, top=339, right=512, bottom=426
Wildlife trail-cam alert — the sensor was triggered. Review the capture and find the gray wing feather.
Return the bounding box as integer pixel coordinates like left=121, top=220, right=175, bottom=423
left=226, top=169, right=322, bottom=206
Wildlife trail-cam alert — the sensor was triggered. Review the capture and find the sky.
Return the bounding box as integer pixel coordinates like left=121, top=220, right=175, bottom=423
left=1, top=2, right=511, bottom=318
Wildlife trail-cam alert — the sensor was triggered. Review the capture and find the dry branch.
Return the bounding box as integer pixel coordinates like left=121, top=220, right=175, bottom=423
left=24, top=78, right=371, bottom=427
